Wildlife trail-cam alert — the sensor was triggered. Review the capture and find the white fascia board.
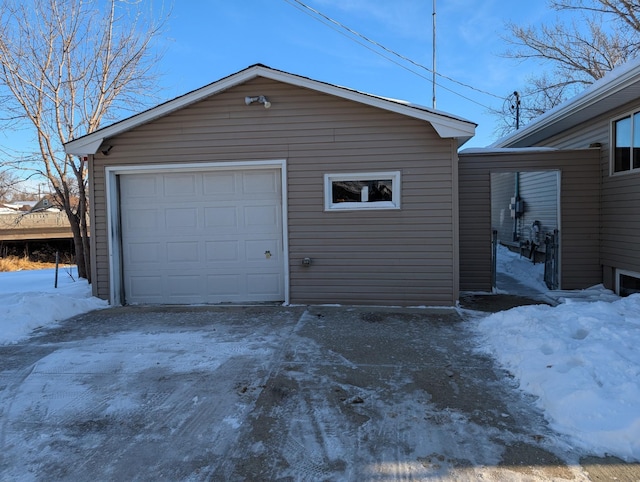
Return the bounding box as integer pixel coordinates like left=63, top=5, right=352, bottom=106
left=429, top=118, right=476, bottom=142
left=64, top=67, right=265, bottom=155
left=64, top=64, right=476, bottom=155
left=65, top=137, right=105, bottom=157
left=259, top=68, right=476, bottom=139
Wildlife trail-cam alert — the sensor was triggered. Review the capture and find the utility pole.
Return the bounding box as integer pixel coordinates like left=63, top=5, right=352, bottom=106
left=513, top=91, right=521, bottom=130
left=432, top=0, right=437, bottom=109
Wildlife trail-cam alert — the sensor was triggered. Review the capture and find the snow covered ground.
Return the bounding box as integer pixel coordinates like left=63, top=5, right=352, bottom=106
left=495, top=244, right=548, bottom=293
left=483, top=245, right=640, bottom=461
left=0, top=266, right=108, bottom=344
left=474, top=294, right=640, bottom=462
left=1, top=259, right=639, bottom=462
left=494, top=245, right=621, bottom=303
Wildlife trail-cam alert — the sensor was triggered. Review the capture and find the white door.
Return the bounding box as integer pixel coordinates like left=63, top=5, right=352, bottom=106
left=119, top=169, right=284, bottom=304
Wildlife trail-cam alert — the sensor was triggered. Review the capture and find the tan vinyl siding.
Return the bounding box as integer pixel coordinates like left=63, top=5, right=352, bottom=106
left=530, top=99, right=640, bottom=282
left=518, top=171, right=559, bottom=239
left=459, top=149, right=600, bottom=291
left=90, top=167, right=110, bottom=299
left=490, top=171, right=559, bottom=247
left=90, top=77, right=457, bottom=306
left=458, top=165, right=492, bottom=292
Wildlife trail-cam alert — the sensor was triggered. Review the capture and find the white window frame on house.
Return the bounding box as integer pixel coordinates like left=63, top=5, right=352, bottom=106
left=324, top=171, right=401, bottom=211
left=611, top=109, right=640, bottom=175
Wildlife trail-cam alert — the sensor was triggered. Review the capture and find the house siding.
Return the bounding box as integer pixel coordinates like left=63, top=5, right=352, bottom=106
left=491, top=172, right=516, bottom=243
left=459, top=149, right=600, bottom=292
left=529, top=99, right=640, bottom=287
left=90, top=77, right=458, bottom=306
left=518, top=171, right=559, bottom=241
left=490, top=171, right=559, bottom=246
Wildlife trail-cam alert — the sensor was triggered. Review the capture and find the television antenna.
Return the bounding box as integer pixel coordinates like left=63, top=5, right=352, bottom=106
left=432, top=0, right=436, bottom=109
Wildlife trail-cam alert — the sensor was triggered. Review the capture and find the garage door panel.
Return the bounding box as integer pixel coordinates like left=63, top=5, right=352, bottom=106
left=244, top=205, right=279, bottom=228
left=128, top=276, right=163, bottom=298
left=206, top=240, right=239, bottom=261
left=120, top=169, right=284, bottom=304
left=124, top=208, right=159, bottom=231
left=248, top=273, right=283, bottom=296
left=245, top=239, right=280, bottom=261
left=165, top=208, right=198, bottom=229
left=163, top=173, right=197, bottom=196
left=167, top=241, right=199, bottom=262
left=242, top=170, right=278, bottom=194
left=167, top=275, right=201, bottom=296
left=206, top=274, right=241, bottom=296
left=121, top=174, right=158, bottom=198
left=203, top=172, right=236, bottom=196
left=204, top=206, right=238, bottom=229
left=127, top=242, right=161, bottom=264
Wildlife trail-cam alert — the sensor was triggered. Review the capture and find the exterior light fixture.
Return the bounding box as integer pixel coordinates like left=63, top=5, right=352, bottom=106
left=244, top=95, right=271, bottom=108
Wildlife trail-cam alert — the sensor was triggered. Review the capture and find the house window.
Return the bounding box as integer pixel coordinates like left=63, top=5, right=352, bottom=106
left=616, top=269, right=640, bottom=297
left=612, top=111, right=640, bottom=174
left=324, top=171, right=400, bottom=211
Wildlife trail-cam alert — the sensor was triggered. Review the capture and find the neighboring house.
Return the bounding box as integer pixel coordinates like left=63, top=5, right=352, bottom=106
left=30, top=195, right=61, bottom=213
left=64, top=64, right=476, bottom=306
left=490, top=57, right=640, bottom=297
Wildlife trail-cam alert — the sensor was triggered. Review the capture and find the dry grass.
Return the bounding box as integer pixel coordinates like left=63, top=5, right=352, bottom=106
left=0, top=256, right=57, bottom=272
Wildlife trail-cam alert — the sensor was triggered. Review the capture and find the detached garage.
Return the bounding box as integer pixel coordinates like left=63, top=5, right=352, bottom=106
left=65, top=65, right=476, bottom=306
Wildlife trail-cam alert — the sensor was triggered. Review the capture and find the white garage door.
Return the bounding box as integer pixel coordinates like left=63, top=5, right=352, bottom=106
left=119, top=169, right=284, bottom=304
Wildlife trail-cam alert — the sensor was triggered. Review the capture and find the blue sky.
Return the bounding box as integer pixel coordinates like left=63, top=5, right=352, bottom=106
left=1, top=0, right=560, bottom=159
left=154, top=0, right=557, bottom=148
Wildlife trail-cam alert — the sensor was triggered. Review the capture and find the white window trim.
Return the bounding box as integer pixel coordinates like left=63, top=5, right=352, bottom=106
left=610, top=110, right=640, bottom=176
left=324, top=171, right=401, bottom=211
left=615, top=268, right=640, bottom=296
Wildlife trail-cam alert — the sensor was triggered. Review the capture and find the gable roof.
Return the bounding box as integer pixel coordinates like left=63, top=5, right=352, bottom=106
left=64, top=64, right=476, bottom=156
left=492, top=56, right=640, bottom=148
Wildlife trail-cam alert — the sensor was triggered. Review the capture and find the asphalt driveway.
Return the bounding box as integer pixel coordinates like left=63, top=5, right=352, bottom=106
left=0, top=303, right=637, bottom=481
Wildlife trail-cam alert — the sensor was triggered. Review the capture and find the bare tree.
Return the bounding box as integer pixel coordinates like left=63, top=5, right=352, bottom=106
left=0, top=0, right=166, bottom=280
left=0, top=168, right=17, bottom=202
left=495, top=0, right=640, bottom=135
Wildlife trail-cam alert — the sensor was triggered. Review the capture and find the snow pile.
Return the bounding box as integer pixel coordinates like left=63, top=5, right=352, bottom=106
left=496, top=244, right=547, bottom=292
left=0, top=267, right=108, bottom=344
left=474, top=295, right=640, bottom=461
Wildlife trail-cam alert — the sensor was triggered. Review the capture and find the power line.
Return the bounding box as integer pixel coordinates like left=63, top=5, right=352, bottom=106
left=283, top=0, right=494, bottom=109
left=284, top=0, right=508, bottom=108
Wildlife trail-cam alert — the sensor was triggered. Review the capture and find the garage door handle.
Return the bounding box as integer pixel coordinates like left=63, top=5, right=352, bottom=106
left=265, top=250, right=271, bottom=259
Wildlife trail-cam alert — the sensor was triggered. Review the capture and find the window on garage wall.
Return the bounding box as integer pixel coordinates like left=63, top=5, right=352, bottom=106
left=324, top=171, right=401, bottom=211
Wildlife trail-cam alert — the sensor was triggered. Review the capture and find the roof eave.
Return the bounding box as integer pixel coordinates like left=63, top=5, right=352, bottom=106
left=492, top=58, right=640, bottom=148
left=66, top=137, right=105, bottom=157
left=258, top=67, right=476, bottom=141
left=64, top=65, right=476, bottom=156
left=65, top=65, right=265, bottom=155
